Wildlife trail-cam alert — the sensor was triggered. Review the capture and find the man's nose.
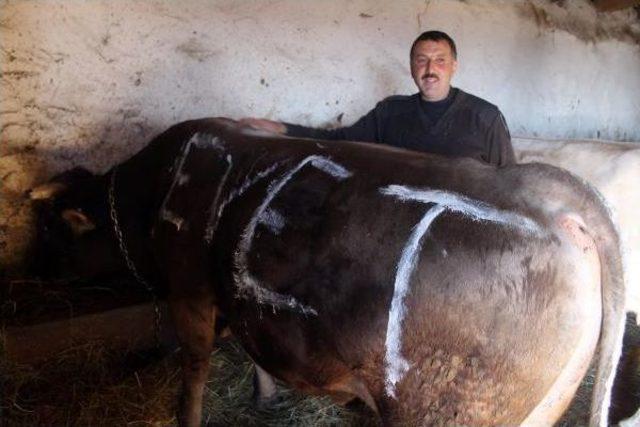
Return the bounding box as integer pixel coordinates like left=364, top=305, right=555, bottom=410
left=425, top=60, right=434, bottom=73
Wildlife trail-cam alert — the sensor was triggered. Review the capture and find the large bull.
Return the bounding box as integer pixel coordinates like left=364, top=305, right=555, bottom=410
left=31, top=118, right=625, bottom=426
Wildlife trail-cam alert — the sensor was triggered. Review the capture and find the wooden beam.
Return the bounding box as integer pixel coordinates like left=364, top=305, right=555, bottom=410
left=3, top=302, right=175, bottom=364
left=593, top=0, right=640, bottom=12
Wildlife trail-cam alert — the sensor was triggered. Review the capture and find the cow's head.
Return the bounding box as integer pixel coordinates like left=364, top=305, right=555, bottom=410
left=29, top=167, right=124, bottom=280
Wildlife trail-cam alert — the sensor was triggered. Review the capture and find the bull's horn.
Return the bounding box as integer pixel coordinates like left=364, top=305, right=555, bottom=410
left=29, top=182, right=67, bottom=200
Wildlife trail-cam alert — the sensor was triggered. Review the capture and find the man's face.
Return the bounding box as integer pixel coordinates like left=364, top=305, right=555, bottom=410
left=410, top=39, right=458, bottom=102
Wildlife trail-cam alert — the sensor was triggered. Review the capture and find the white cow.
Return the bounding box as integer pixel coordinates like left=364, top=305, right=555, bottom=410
left=514, top=137, right=640, bottom=319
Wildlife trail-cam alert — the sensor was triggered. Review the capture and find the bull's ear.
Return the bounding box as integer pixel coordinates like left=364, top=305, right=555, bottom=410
left=30, top=182, right=67, bottom=200
left=61, top=209, right=96, bottom=235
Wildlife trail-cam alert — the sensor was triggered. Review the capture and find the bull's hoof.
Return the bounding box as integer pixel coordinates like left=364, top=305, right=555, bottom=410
left=252, top=392, right=282, bottom=409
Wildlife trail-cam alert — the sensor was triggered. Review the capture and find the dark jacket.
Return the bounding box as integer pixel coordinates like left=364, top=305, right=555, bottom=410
left=285, top=89, right=516, bottom=167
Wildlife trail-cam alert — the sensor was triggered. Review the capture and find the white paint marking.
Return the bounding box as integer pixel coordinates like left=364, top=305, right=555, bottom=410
left=384, top=204, right=445, bottom=397
left=381, top=185, right=543, bottom=235
left=258, top=207, right=286, bottom=234
left=160, top=209, right=187, bottom=231
left=159, top=132, right=223, bottom=230
left=159, top=134, right=195, bottom=229
left=192, top=132, right=223, bottom=149
left=223, top=162, right=282, bottom=208
left=240, top=274, right=318, bottom=316
left=177, top=173, right=190, bottom=186
left=203, top=155, right=233, bottom=244
left=234, top=155, right=352, bottom=315
left=205, top=161, right=282, bottom=244
left=308, top=156, right=352, bottom=179
left=380, top=185, right=544, bottom=398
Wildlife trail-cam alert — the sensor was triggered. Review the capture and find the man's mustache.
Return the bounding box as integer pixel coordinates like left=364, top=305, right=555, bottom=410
left=422, top=73, right=439, bottom=80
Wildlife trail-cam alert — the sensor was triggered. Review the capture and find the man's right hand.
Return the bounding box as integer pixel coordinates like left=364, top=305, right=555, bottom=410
left=239, top=118, right=287, bottom=135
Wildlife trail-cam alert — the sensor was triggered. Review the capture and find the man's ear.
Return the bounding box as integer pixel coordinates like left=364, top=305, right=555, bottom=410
left=61, top=209, right=96, bottom=235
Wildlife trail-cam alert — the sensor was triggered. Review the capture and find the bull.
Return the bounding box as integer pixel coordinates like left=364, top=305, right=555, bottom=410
left=30, top=118, right=626, bottom=426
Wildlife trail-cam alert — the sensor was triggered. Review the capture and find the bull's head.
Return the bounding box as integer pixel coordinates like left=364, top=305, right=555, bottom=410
left=29, top=167, right=125, bottom=281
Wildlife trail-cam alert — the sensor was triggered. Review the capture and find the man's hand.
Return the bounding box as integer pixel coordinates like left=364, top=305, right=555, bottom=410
left=239, top=118, right=287, bottom=134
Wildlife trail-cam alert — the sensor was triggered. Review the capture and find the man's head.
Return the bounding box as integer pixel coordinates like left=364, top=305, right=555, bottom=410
left=410, top=31, right=458, bottom=102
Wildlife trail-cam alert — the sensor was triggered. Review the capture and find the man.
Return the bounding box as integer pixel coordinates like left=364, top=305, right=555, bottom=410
left=241, top=30, right=515, bottom=167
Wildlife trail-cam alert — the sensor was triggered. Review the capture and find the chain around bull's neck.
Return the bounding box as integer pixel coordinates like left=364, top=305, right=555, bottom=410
left=108, top=166, right=162, bottom=345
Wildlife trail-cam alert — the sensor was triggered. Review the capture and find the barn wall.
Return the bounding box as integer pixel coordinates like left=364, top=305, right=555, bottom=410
left=1, top=0, right=639, bottom=273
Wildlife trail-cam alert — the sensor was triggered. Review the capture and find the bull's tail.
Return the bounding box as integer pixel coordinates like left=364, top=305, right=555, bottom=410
left=587, top=197, right=626, bottom=427
left=549, top=169, right=627, bottom=427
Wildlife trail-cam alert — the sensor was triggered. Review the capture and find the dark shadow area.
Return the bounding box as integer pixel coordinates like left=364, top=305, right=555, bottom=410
left=610, top=313, right=640, bottom=423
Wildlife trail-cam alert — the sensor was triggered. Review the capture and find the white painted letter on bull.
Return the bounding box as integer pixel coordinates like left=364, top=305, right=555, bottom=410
left=384, top=204, right=445, bottom=398
left=234, top=155, right=352, bottom=315
left=381, top=185, right=542, bottom=398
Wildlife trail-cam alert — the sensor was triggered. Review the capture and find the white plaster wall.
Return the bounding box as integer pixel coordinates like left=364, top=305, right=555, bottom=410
left=2, top=0, right=640, bottom=169
left=1, top=0, right=639, bottom=272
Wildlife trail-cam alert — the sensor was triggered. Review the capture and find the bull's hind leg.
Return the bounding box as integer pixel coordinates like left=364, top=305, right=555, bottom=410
left=253, top=363, right=278, bottom=405
left=522, top=214, right=602, bottom=426
left=169, top=295, right=217, bottom=427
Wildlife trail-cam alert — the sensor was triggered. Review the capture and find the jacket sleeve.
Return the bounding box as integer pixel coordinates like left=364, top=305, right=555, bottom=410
left=284, top=103, right=382, bottom=143
left=485, top=111, right=516, bottom=167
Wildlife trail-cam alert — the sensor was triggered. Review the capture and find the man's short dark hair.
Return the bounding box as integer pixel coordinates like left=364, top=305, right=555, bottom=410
left=410, top=31, right=457, bottom=60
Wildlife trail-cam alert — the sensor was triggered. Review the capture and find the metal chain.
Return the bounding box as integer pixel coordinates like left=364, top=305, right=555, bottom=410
left=108, top=167, right=162, bottom=347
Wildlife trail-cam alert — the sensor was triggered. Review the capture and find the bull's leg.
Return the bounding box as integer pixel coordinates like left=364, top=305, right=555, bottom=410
left=169, top=296, right=217, bottom=427
left=253, top=363, right=278, bottom=405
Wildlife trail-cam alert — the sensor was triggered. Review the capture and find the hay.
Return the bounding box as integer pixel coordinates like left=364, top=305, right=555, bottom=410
left=1, top=336, right=377, bottom=426
left=202, top=340, right=377, bottom=427
left=1, top=340, right=179, bottom=426
left=2, top=276, right=376, bottom=426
